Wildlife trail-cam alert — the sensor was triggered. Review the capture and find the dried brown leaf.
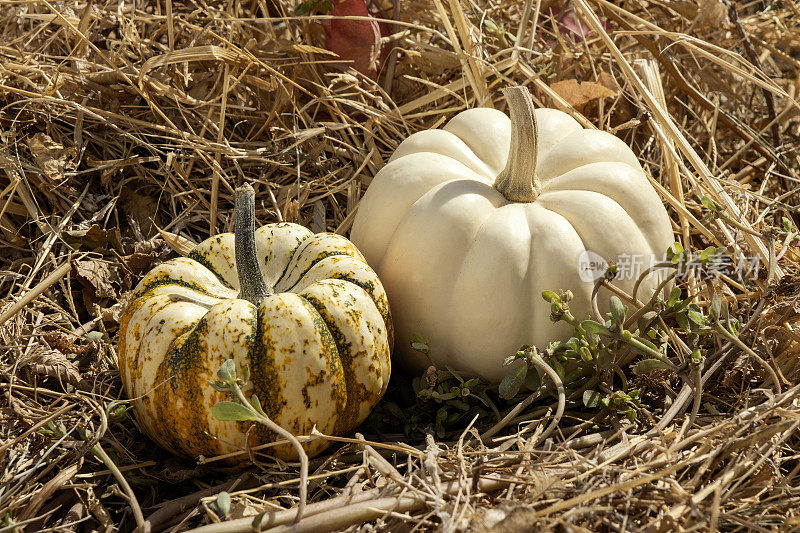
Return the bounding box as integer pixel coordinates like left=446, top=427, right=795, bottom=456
left=120, top=189, right=161, bottom=240
left=549, top=79, right=617, bottom=112
left=596, top=71, right=619, bottom=92
left=22, top=348, right=86, bottom=389
left=26, top=133, right=76, bottom=181
left=693, top=0, right=729, bottom=28
left=102, top=291, right=132, bottom=323
left=73, top=259, right=120, bottom=299
left=157, top=227, right=196, bottom=256
left=63, top=225, right=124, bottom=252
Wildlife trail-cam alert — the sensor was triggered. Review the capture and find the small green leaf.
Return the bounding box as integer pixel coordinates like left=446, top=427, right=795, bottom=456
left=634, top=335, right=659, bottom=352
left=550, top=358, right=565, bottom=381
left=638, top=311, right=658, bottom=333
left=597, top=348, right=612, bottom=371
left=249, top=394, right=267, bottom=417
left=581, top=319, right=611, bottom=335
left=85, top=331, right=103, bottom=343
left=498, top=364, right=527, bottom=399
left=523, top=368, right=541, bottom=391
left=463, top=378, right=481, bottom=390
left=542, top=290, right=560, bottom=304
left=676, top=311, right=689, bottom=330
left=216, top=359, right=236, bottom=383
left=687, top=309, right=706, bottom=326
left=586, top=332, right=601, bottom=348
left=634, top=359, right=676, bottom=375
left=410, top=334, right=428, bottom=352
left=667, top=242, right=684, bottom=263
left=609, top=296, right=627, bottom=325
left=579, top=346, right=594, bottom=362
left=209, top=381, right=231, bottom=393
left=667, top=287, right=682, bottom=308
left=583, top=389, right=604, bottom=408
left=710, top=293, right=721, bottom=320
left=701, top=195, right=719, bottom=212
left=211, top=401, right=260, bottom=422
left=214, top=492, right=231, bottom=518
left=106, top=401, right=131, bottom=423
left=294, top=2, right=310, bottom=15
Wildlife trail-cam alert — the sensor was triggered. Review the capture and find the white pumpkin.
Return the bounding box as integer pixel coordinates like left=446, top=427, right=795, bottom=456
left=119, top=185, right=392, bottom=460
left=351, top=87, right=673, bottom=382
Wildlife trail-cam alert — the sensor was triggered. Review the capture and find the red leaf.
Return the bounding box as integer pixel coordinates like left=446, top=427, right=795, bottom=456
left=322, top=0, right=381, bottom=79
left=537, top=4, right=610, bottom=45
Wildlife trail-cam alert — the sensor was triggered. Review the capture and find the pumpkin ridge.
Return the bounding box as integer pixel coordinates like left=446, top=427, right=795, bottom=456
left=447, top=204, right=533, bottom=363
left=118, top=294, right=153, bottom=390
left=189, top=246, right=236, bottom=290
left=300, top=279, right=388, bottom=432
left=276, top=234, right=364, bottom=292
left=538, top=189, right=656, bottom=260
left=280, top=250, right=352, bottom=292
left=258, top=224, right=312, bottom=288
left=538, top=162, right=671, bottom=255
left=315, top=269, right=393, bottom=348
left=151, top=319, right=216, bottom=456
left=296, top=297, right=351, bottom=434
left=250, top=295, right=346, bottom=457
left=543, top=191, right=659, bottom=257
left=134, top=268, right=229, bottom=301
left=297, top=289, right=363, bottom=432
left=272, top=234, right=339, bottom=290
left=537, top=129, right=642, bottom=181
left=442, top=108, right=511, bottom=176
left=249, top=305, right=288, bottom=441
left=127, top=295, right=204, bottom=408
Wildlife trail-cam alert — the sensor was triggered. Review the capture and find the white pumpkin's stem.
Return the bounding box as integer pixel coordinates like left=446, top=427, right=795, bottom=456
left=493, top=86, right=541, bottom=203
left=235, top=184, right=272, bottom=305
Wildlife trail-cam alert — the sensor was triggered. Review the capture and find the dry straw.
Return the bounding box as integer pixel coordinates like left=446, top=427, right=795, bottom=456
left=2, top=0, right=800, bottom=531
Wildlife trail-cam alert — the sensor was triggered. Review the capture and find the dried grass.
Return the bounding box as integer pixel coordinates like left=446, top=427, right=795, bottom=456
left=2, top=0, right=800, bottom=531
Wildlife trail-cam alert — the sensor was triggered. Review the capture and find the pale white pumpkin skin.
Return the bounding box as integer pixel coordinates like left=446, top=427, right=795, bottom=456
left=351, top=107, right=673, bottom=382
left=119, top=223, right=392, bottom=460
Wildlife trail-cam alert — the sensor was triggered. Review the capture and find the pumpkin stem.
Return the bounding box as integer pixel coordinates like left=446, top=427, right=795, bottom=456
left=235, top=184, right=272, bottom=305
left=493, top=86, right=540, bottom=203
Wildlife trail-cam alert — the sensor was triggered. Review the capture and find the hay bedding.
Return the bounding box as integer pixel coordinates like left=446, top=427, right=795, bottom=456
left=1, top=0, right=800, bottom=530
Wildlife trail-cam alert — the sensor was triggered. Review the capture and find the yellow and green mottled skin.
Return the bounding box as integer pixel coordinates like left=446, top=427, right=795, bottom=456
left=118, top=223, right=392, bottom=461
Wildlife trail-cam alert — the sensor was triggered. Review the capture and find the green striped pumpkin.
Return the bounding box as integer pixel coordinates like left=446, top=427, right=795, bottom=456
left=119, top=186, right=392, bottom=461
